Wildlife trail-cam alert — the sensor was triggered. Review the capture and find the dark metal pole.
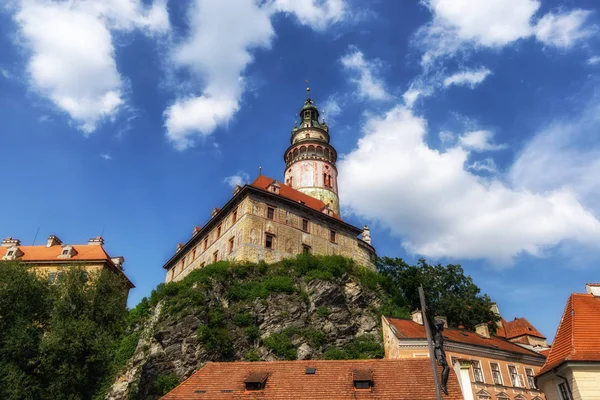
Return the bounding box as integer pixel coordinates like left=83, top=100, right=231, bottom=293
left=419, top=285, right=443, bottom=400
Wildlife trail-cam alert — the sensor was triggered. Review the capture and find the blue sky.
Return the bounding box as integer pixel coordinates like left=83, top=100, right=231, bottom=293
left=1, top=0, right=600, bottom=341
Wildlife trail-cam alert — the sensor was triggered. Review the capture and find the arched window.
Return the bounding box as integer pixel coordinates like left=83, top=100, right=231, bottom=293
left=308, top=145, right=316, bottom=156
left=299, top=146, right=307, bottom=157
left=316, top=146, right=323, bottom=156
left=324, top=148, right=330, bottom=160
left=293, top=148, right=299, bottom=159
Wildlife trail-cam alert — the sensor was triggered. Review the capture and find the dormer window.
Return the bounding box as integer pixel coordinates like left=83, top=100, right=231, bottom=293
left=244, top=372, right=269, bottom=391
left=353, top=370, right=373, bottom=390
left=58, top=245, right=77, bottom=259
left=2, top=246, right=22, bottom=260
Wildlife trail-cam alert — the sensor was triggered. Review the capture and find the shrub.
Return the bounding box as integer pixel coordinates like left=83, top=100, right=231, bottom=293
left=233, top=312, right=254, bottom=326
left=263, top=333, right=297, bottom=360
left=323, top=335, right=384, bottom=360
left=153, top=373, right=179, bottom=395
left=244, top=326, right=260, bottom=341
left=316, top=306, right=330, bottom=317
left=244, top=350, right=261, bottom=361
left=264, top=276, right=295, bottom=293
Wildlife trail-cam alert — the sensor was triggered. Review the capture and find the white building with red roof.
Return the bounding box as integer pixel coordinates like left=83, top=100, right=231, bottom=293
left=163, top=92, right=376, bottom=283
left=535, top=283, right=600, bottom=400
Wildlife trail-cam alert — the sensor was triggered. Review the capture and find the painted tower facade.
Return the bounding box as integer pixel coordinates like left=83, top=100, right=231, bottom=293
left=283, top=90, right=340, bottom=215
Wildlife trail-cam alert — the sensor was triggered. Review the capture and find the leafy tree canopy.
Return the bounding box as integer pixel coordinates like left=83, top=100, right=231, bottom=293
left=377, top=257, right=499, bottom=332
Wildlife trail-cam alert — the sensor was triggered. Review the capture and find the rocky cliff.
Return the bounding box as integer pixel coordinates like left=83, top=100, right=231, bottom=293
left=105, top=255, right=407, bottom=399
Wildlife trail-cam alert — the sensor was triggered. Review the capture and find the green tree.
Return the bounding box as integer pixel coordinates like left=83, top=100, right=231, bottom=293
left=0, top=262, right=51, bottom=399
left=39, top=267, right=128, bottom=399
left=377, top=257, right=499, bottom=332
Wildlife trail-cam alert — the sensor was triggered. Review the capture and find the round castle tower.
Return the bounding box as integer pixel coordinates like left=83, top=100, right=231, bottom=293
left=283, top=89, right=340, bottom=215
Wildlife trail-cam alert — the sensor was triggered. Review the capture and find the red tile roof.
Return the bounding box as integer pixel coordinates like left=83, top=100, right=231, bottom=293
left=161, top=359, right=463, bottom=400
left=386, top=317, right=542, bottom=357
left=251, top=175, right=341, bottom=220
left=501, top=317, right=545, bottom=339
left=0, top=244, right=112, bottom=262
left=539, top=293, right=600, bottom=374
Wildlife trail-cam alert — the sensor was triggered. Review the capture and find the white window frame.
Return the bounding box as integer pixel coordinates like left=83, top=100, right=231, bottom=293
left=558, top=382, right=572, bottom=400
left=525, top=368, right=536, bottom=389
left=508, top=364, right=521, bottom=387
left=489, top=362, right=503, bottom=386
left=472, top=360, right=485, bottom=383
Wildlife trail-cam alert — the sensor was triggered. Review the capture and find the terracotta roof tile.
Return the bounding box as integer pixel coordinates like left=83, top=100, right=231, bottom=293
left=162, top=359, right=463, bottom=400
left=0, top=244, right=112, bottom=262
left=251, top=175, right=341, bottom=220
left=502, top=317, right=545, bottom=339
left=539, top=293, right=600, bottom=374
left=386, top=317, right=543, bottom=357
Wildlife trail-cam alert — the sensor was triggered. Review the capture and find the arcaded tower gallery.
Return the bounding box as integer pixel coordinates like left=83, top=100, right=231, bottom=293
left=163, top=90, right=376, bottom=283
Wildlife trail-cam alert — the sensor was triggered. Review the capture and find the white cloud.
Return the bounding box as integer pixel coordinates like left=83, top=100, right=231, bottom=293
left=338, top=106, right=600, bottom=263
left=534, top=10, right=595, bottom=48
left=439, top=130, right=455, bottom=144
left=12, top=0, right=168, bottom=134
left=164, top=0, right=348, bottom=150
left=459, top=130, right=507, bottom=152
left=587, top=56, right=600, bottom=65
left=224, top=171, right=250, bottom=188
left=443, top=67, right=492, bottom=88
left=321, top=95, right=343, bottom=125
left=271, top=0, right=345, bottom=30
left=100, top=153, right=112, bottom=160
left=468, top=158, right=498, bottom=174
left=415, top=0, right=594, bottom=66
left=509, top=97, right=600, bottom=212
left=341, top=47, right=390, bottom=101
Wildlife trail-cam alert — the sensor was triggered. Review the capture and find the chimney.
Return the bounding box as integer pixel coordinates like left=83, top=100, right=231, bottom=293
left=362, top=225, right=372, bottom=245
left=46, top=235, right=62, bottom=248
left=435, top=316, right=448, bottom=329
left=88, top=236, right=104, bottom=246
left=475, top=323, right=490, bottom=339
left=192, top=226, right=202, bottom=236
left=111, top=256, right=125, bottom=270
left=1, top=237, right=20, bottom=247
left=411, top=309, right=423, bottom=325
left=176, top=243, right=184, bottom=252
left=233, top=185, right=242, bottom=195
left=211, top=208, right=220, bottom=217
left=586, top=283, right=600, bottom=297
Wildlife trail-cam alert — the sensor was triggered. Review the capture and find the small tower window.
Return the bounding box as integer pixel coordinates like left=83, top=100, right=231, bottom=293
left=302, top=219, right=309, bottom=232
left=267, top=207, right=275, bottom=220
left=330, top=230, right=337, bottom=243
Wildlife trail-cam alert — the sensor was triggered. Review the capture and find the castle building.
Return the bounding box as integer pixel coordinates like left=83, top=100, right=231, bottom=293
left=0, top=234, right=134, bottom=294
left=382, top=314, right=547, bottom=400
left=163, top=91, right=376, bottom=283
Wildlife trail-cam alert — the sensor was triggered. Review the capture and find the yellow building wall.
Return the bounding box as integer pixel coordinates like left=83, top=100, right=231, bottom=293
left=572, top=366, right=600, bottom=400
left=167, top=194, right=375, bottom=283
left=382, top=318, right=546, bottom=400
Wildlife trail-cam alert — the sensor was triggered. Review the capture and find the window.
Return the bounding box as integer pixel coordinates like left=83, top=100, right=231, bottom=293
left=525, top=368, right=536, bottom=389
left=171, top=268, right=175, bottom=280
left=302, top=219, right=309, bottom=232
left=490, top=363, right=503, bottom=385
left=289, top=176, right=293, bottom=187
left=200, top=262, right=205, bottom=268
left=265, top=234, right=274, bottom=249
left=330, top=230, right=336, bottom=242
left=267, top=207, right=275, bottom=220
left=6, top=250, right=14, bottom=256
left=48, top=272, right=58, bottom=285
left=61, top=249, right=69, bottom=256
left=204, top=238, right=208, bottom=251
left=180, top=260, right=185, bottom=271
left=213, top=251, right=218, bottom=263
left=508, top=365, right=520, bottom=387
left=472, top=360, right=484, bottom=383
left=354, top=381, right=371, bottom=389
left=302, top=244, right=311, bottom=254
left=232, top=209, right=238, bottom=223
left=217, top=224, right=222, bottom=237
left=192, top=248, right=196, bottom=260
left=229, top=238, right=234, bottom=254
left=558, top=382, right=572, bottom=400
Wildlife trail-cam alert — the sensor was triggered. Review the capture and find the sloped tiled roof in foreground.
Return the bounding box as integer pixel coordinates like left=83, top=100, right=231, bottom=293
left=161, top=359, right=463, bottom=400
left=539, top=292, right=600, bottom=375
left=386, top=317, right=543, bottom=358
left=0, top=244, right=112, bottom=262
left=250, top=175, right=341, bottom=220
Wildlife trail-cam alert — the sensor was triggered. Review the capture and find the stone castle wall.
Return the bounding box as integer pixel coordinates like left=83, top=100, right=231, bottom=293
left=166, top=193, right=375, bottom=283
